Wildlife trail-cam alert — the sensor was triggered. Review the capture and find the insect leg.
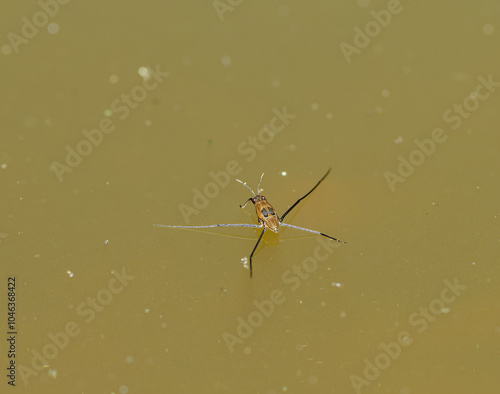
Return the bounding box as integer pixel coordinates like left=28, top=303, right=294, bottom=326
left=249, top=228, right=266, bottom=278
left=280, top=168, right=331, bottom=222
left=154, top=223, right=262, bottom=229
left=280, top=223, right=346, bottom=244
left=240, top=198, right=253, bottom=209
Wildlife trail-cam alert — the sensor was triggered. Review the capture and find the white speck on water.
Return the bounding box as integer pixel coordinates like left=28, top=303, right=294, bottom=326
left=400, top=334, right=412, bottom=345
left=483, top=24, right=494, bottom=35
left=221, top=55, right=232, bottom=67
left=138, top=66, right=151, bottom=80
left=119, top=385, right=129, bottom=394
left=47, top=23, right=59, bottom=35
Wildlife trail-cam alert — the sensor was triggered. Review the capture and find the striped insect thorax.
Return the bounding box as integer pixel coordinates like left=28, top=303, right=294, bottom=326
left=253, top=195, right=279, bottom=233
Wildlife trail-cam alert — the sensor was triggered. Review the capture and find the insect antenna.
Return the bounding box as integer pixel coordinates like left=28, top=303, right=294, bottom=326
left=256, top=172, right=265, bottom=194
left=236, top=172, right=266, bottom=196
left=236, top=178, right=256, bottom=196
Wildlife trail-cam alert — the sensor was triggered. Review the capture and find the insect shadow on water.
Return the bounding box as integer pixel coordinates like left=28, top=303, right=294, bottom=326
left=154, top=168, right=347, bottom=277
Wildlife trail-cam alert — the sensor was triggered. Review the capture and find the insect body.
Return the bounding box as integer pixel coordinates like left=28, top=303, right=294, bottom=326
left=155, top=168, right=346, bottom=277
left=237, top=174, right=280, bottom=233
left=253, top=196, right=280, bottom=232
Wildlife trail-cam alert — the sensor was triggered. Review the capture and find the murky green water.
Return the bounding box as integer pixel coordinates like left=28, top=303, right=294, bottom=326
left=1, top=1, right=499, bottom=393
